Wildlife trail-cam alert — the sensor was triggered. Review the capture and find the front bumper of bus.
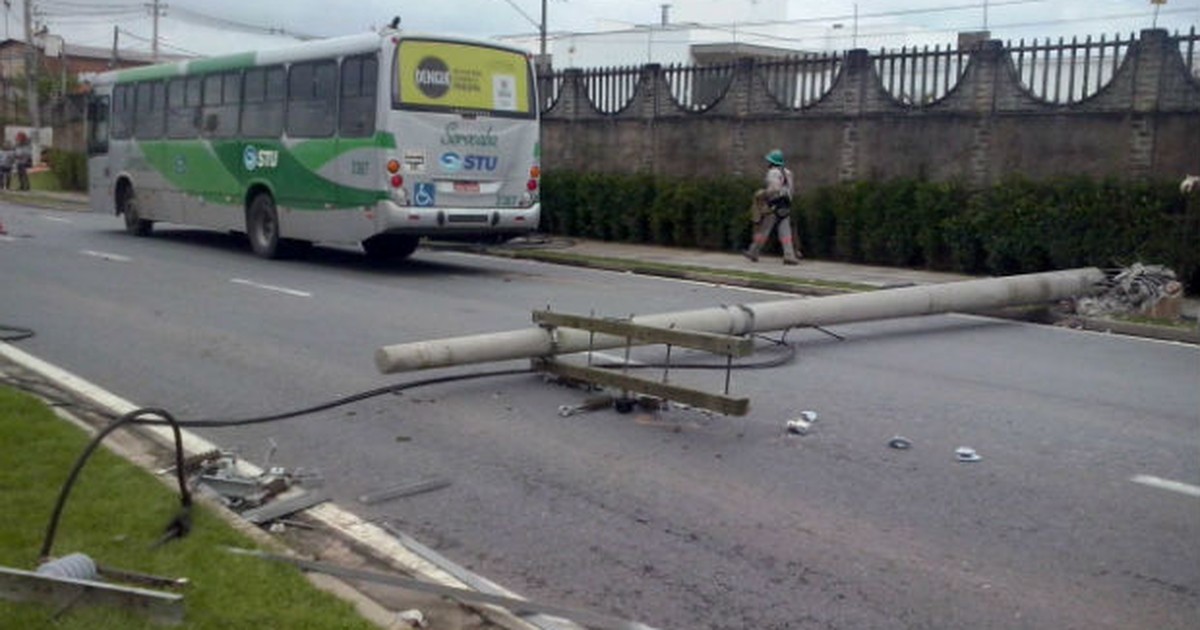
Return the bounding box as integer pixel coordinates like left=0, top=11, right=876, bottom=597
left=377, top=200, right=541, bottom=235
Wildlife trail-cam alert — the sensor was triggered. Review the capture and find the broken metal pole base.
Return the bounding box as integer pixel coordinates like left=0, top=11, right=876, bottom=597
left=0, top=565, right=184, bottom=626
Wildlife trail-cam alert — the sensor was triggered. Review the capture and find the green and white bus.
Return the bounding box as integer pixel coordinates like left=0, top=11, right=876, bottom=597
left=85, top=26, right=541, bottom=261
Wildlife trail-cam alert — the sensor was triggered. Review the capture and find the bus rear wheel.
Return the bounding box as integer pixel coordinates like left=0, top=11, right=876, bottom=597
left=118, top=185, right=152, bottom=236
left=247, top=193, right=288, bottom=259
left=363, top=234, right=420, bottom=263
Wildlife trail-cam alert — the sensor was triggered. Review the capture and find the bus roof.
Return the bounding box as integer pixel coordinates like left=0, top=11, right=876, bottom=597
left=91, top=29, right=532, bottom=86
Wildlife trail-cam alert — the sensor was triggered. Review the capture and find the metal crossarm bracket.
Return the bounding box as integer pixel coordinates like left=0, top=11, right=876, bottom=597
left=532, top=311, right=754, bottom=357
left=533, top=358, right=750, bottom=416
left=532, top=309, right=753, bottom=416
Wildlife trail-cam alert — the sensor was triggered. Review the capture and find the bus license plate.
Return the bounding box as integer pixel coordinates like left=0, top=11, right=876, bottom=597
left=453, top=181, right=480, bottom=193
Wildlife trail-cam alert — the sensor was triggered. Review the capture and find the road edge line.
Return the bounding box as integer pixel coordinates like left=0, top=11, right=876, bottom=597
left=0, top=341, right=554, bottom=630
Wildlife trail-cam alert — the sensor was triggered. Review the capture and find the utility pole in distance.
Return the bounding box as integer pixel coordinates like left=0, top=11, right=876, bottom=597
left=23, top=0, right=40, bottom=151
left=146, top=0, right=166, bottom=62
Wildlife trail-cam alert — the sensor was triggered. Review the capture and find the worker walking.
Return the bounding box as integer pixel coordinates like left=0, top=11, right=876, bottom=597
left=743, top=149, right=801, bottom=265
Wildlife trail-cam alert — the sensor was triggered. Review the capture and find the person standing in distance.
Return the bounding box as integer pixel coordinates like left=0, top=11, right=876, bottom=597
left=743, top=149, right=801, bottom=265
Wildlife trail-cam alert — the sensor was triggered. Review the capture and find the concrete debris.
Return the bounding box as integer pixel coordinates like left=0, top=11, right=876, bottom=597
left=1074, top=263, right=1180, bottom=317
left=955, top=447, right=982, bottom=463
left=888, top=436, right=913, bottom=450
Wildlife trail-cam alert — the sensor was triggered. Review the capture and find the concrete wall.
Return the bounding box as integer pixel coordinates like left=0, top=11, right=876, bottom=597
left=541, top=29, right=1200, bottom=186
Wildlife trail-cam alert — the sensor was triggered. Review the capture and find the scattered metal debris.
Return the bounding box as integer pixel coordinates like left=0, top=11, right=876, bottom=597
left=241, top=491, right=330, bottom=525
left=2, top=560, right=184, bottom=625
left=357, top=478, right=452, bottom=505
left=176, top=449, right=324, bottom=526
left=955, top=447, right=982, bottom=463
left=614, top=397, right=638, bottom=414
left=558, top=394, right=614, bottom=417
left=786, top=411, right=818, bottom=435
left=888, top=436, right=913, bottom=450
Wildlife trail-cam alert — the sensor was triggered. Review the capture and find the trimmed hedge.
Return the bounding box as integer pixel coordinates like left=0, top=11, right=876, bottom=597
left=43, top=149, right=87, bottom=192
left=540, top=171, right=1200, bottom=291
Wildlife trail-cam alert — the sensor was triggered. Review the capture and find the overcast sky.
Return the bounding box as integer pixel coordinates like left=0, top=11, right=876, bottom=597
left=7, top=0, right=1199, bottom=65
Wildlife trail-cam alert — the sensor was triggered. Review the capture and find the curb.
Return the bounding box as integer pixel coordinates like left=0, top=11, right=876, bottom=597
left=433, top=242, right=864, bottom=296
left=430, top=242, right=1198, bottom=345
left=0, top=341, right=552, bottom=630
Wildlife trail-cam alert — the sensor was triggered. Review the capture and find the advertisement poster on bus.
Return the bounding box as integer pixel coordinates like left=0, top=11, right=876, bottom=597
left=398, top=40, right=531, bottom=115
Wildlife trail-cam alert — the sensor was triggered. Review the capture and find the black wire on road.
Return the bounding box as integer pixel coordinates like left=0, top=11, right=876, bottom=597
left=9, top=327, right=797, bottom=563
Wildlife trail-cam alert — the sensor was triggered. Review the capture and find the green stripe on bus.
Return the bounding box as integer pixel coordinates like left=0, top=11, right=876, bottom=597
left=187, top=53, right=258, bottom=75
left=138, top=139, right=389, bottom=211
left=115, top=64, right=183, bottom=84
left=289, top=132, right=396, bottom=171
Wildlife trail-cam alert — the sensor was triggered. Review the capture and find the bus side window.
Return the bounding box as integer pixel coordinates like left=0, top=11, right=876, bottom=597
left=167, top=77, right=195, bottom=138
left=241, top=66, right=285, bottom=137
left=87, top=95, right=110, bottom=156
left=202, top=72, right=240, bottom=138
left=133, top=81, right=165, bottom=139
left=287, top=60, right=337, bottom=138
left=339, top=54, right=377, bottom=138
left=112, top=84, right=133, bottom=139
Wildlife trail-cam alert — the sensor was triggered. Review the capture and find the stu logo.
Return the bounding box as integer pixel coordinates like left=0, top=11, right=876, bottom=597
left=243, top=145, right=279, bottom=171
left=440, top=152, right=498, bottom=172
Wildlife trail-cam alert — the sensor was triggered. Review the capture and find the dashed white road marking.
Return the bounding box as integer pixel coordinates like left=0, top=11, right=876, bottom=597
left=1131, top=475, right=1200, bottom=498
left=41, top=215, right=72, bottom=223
left=0, top=234, right=15, bottom=242
left=230, top=277, right=312, bottom=297
left=81, top=249, right=132, bottom=262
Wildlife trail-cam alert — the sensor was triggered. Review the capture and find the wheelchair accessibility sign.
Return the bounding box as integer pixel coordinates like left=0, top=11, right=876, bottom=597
left=414, top=182, right=436, bottom=207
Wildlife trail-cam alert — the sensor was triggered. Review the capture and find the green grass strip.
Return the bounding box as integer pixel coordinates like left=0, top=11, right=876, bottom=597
left=0, top=386, right=376, bottom=630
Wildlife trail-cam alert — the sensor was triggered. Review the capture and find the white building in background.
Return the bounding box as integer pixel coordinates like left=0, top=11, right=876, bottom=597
left=500, top=0, right=811, bottom=69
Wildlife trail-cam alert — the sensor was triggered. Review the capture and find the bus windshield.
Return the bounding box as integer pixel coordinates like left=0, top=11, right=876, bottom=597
left=395, top=39, right=535, bottom=119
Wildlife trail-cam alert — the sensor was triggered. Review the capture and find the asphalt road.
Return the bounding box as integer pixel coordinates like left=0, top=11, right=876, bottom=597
left=3, top=202, right=1198, bottom=630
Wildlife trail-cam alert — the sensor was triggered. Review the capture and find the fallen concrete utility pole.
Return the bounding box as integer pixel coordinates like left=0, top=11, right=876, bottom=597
left=375, top=267, right=1109, bottom=374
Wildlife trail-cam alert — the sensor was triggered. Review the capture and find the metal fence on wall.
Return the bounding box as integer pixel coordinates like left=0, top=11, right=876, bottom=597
left=539, top=27, right=1200, bottom=115
left=1008, top=33, right=1136, bottom=104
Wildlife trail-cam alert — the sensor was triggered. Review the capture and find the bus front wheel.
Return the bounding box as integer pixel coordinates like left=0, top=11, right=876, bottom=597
left=247, top=193, right=285, bottom=259
left=363, top=234, right=419, bottom=263
left=118, top=186, right=152, bottom=236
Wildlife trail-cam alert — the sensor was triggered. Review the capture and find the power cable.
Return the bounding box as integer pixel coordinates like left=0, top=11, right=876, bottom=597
left=0, top=324, right=34, bottom=342
left=39, top=407, right=192, bottom=561
left=8, top=321, right=799, bottom=563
